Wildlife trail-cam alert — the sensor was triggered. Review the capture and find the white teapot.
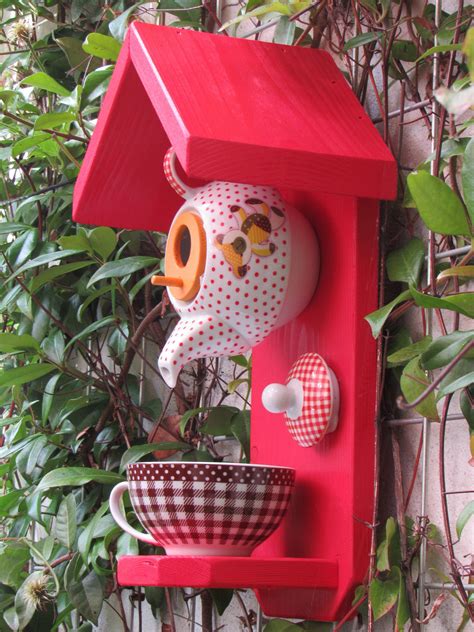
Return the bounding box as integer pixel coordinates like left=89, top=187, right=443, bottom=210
left=152, top=148, right=319, bottom=387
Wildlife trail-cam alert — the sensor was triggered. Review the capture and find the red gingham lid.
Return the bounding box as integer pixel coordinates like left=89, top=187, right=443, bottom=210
left=285, top=352, right=335, bottom=447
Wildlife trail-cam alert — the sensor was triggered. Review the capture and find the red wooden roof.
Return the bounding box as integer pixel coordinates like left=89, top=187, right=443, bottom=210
left=73, top=24, right=397, bottom=232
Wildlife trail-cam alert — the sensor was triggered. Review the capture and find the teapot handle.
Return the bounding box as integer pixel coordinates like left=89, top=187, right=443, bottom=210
left=164, top=147, right=198, bottom=200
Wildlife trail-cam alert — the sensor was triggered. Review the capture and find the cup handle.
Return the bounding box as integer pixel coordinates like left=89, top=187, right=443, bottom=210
left=163, top=147, right=197, bottom=200
left=109, top=482, right=158, bottom=545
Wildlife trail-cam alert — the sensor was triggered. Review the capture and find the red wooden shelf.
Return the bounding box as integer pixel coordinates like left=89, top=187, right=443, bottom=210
left=117, top=556, right=338, bottom=590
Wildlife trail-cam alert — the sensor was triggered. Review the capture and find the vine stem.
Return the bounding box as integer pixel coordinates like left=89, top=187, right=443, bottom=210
left=0, top=108, right=89, bottom=143
left=333, top=594, right=366, bottom=631
left=392, top=428, right=421, bottom=630
left=398, top=340, right=474, bottom=410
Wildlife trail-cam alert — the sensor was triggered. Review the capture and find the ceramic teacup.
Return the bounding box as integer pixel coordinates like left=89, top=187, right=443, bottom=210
left=109, top=462, right=295, bottom=556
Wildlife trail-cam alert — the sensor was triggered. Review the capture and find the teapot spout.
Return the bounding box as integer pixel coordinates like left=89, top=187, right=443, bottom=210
left=158, top=316, right=251, bottom=387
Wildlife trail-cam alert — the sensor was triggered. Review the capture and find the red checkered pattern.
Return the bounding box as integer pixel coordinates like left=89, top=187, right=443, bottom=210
left=286, top=353, right=333, bottom=447
left=128, top=463, right=294, bottom=549
left=163, top=147, right=188, bottom=197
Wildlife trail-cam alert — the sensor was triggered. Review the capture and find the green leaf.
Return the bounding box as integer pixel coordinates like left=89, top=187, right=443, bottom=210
left=68, top=571, right=103, bottom=625
left=30, top=261, right=93, bottom=293
left=64, top=316, right=118, bottom=350
left=0, top=333, right=40, bottom=353
left=42, top=373, right=61, bottom=423
left=56, top=36, right=91, bottom=71
left=273, top=16, right=296, bottom=44
left=407, top=171, right=470, bottom=235
left=34, top=112, right=76, bottom=131
left=231, top=410, right=251, bottom=461
left=209, top=589, right=234, bottom=616
left=391, top=40, right=418, bottom=62
left=78, top=501, right=109, bottom=562
left=81, top=66, right=113, bottom=105
left=416, top=43, right=462, bottom=61
left=57, top=233, right=92, bottom=253
left=438, top=265, right=474, bottom=280
left=55, top=494, right=77, bottom=549
left=88, top=227, right=117, bottom=260
left=38, top=467, right=124, bottom=490
left=144, top=586, right=165, bottom=617
left=395, top=566, right=410, bottom=630
left=460, top=385, right=474, bottom=430
left=6, top=249, right=86, bottom=283
left=109, top=4, right=140, bottom=41
left=387, top=336, right=432, bottom=366
left=21, top=72, right=71, bottom=97
left=0, top=363, right=56, bottom=388
left=42, top=330, right=65, bottom=364
left=116, top=532, right=139, bottom=558
left=343, top=32, right=382, bottom=51
left=0, top=542, right=30, bottom=589
left=78, top=284, right=113, bottom=322
left=0, top=490, right=24, bottom=517
left=409, top=286, right=474, bottom=319
left=0, top=222, right=30, bottom=235
left=464, top=26, right=474, bottom=80
left=83, top=33, right=121, bottom=62
left=87, top=256, right=160, bottom=286
left=11, top=133, right=52, bottom=157
left=421, top=331, right=474, bottom=369
left=387, top=238, right=425, bottom=286
left=365, top=290, right=412, bottom=338
left=456, top=500, right=474, bottom=538
left=200, top=406, right=238, bottom=436
left=230, top=355, right=249, bottom=367
left=228, top=378, right=249, bottom=393
left=119, top=442, right=190, bottom=472
left=437, top=359, right=474, bottom=398
left=462, top=137, right=474, bottom=224
left=400, top=357, right=439, bottom=421
left=369, top=566, right=401, bottom=621
left=178, top=407, right=208, bottom=436
left=376, top=517, right=401, bottom=572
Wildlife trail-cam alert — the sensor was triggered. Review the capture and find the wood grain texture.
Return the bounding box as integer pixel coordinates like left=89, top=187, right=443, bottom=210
left=251, top=192, right=379, bottom=621
left=117, top=556, right=338, bottom=589
left=73, top=32, right=190, bottom=232
left=73, top=24, right=396, bottom=230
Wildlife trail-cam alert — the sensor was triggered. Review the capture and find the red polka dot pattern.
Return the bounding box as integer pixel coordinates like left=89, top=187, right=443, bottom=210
left=159, top=181, right=293, bottom=385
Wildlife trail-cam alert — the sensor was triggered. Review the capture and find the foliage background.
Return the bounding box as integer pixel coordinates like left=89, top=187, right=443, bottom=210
left=0, top=1, right=472, bottom=631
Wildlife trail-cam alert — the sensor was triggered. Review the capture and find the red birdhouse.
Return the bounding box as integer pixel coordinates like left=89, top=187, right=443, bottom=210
left=73, top=23, right=397, bottom=622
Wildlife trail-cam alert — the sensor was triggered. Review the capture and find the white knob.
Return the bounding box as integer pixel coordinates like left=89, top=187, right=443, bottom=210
left=262, top=384, right=294, bottom=413
left=262, top=379, right=303, bottom=420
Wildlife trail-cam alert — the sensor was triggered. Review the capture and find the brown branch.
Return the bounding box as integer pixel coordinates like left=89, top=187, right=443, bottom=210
left=1, top=109, right=89, bottom=143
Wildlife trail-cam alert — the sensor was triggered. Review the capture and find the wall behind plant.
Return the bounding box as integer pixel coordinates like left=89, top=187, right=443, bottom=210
left=0, top=1, right=472, bottom=631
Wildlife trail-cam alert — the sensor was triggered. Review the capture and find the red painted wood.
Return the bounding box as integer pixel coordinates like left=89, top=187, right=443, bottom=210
left=251, top=192, right=379, bottom=621
left=117, top=556, right=338, bottom=589
left=74, top=23, right=384, bottom=621
left=73, top=32, right=200, bottom=232
left=73, top=24, right=396, bottom=230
